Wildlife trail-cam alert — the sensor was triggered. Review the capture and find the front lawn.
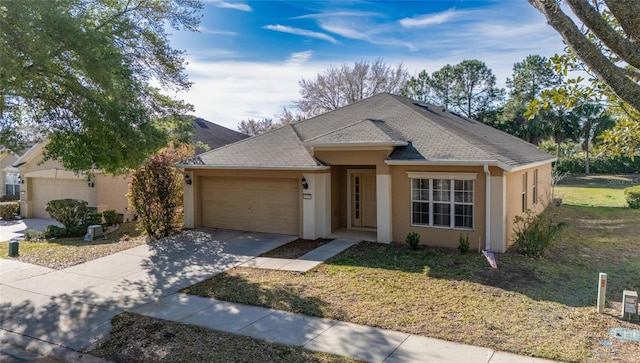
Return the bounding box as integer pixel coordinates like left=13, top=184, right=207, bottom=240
left=0, top=222, right=146, bottom=269
left=183, top=179, right=640, bottom=362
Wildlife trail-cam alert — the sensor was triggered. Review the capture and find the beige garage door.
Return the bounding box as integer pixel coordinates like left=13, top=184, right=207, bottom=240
left=31, top=178, right=92, bottom=218
left=201, top=177, right=299, bottom=235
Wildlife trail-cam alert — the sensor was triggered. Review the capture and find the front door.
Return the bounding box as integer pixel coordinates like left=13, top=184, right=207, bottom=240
left=351, top=171, right=377, bottom=228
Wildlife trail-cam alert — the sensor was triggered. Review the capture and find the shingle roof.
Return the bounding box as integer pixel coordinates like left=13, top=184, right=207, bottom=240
left=191, top=117, right=249, bottom=154
left=181, top=93, right=554, bottom=170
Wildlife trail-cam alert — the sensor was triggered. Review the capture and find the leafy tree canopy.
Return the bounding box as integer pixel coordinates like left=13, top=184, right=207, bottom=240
left=527, top=0, right=640, bottom=157
left=0, top=0, right=202, bottom=174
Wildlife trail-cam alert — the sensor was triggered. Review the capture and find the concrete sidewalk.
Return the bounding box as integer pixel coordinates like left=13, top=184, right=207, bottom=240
left=1, top=230, right=555, bottom=362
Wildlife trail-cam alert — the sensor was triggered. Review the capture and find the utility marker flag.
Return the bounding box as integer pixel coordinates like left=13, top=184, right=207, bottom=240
left=482, top=250, right=497, bottom=269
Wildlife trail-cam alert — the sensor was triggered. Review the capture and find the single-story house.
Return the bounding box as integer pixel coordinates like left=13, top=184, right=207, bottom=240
left=179, top=93, right=555, bottom=252
left=14, top=118, right=248, bottom=219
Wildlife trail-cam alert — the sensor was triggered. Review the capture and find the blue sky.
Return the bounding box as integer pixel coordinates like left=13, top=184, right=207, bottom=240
left=169, top=0, right=567, bottom=130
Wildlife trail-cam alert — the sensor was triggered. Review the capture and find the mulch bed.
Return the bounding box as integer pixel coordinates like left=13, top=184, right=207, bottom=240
left=260, top=238, right=332, bottom=259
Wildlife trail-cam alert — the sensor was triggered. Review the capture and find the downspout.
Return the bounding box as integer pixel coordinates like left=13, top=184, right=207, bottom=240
left=484, top=164, right=491, bottom=251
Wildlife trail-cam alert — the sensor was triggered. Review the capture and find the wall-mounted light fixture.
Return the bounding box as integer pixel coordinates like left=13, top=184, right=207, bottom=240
left=87, top=181, right=95, bottom=188
left=18, top=175, right=24, bottom=184
left=301, top=176, right=309, bottom=190
left=184, top=174, right=192, bottom=185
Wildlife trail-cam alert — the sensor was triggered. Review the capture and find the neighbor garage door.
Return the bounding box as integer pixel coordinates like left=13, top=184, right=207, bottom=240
left=31, top=178, right=91, bottom=218
left=201, top=177, right=299, bottom=235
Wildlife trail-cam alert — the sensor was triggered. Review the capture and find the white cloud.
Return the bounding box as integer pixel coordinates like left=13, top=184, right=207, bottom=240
left=263, top=24, right=338, bottom=44
left=178, top=57, right=335, bottom=129
left=286, top=51, right=313, bottom=65
left=318, top=20, right=417, bottom=51
left=399, top=9, right=462, bottom=28
left=197, top=26, right=238, bottom=36
left=293, top=11, right=382, bottom=19
left=207, top=0, right=252, bottom=12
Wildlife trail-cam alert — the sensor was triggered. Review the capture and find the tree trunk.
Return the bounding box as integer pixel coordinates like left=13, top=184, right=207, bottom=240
left=584, top=142, right=590, bottom=174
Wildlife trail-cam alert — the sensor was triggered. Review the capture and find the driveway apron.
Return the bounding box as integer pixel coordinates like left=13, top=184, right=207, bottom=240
left=0, top=229, right=295, bottom=354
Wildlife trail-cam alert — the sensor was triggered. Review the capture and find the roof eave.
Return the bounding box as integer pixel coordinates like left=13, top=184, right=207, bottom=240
left=177, top=164, right=330, bottom=171
left=385, top=159, right=511, bottom=170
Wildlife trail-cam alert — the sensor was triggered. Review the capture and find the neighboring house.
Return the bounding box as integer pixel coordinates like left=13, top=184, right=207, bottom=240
left=13, top=118, right=247, bottom=219
left=179, top=93, right=555, bottom=252
left=0, top=149, right=20, bottom=199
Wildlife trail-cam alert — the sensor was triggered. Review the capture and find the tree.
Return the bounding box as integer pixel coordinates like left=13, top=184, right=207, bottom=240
left=527, top=0, right=640, bottom=157
left=400, top=70, right=431, bottom=103
left=527, top=0, right=640, bottom=112
left=296, top=59, right=409, bottom=117
left=128, top=145, right=192, bottom=240
left=237, top=118, right=278, bottom=136
left=451, top=60, right=504, bottom=118
left=500, top=55, right=564, bottom=143
left=0, top=0, right=202, bottom=174
left=400, top=61, right=502, bottom=120
left=569, top=103, right=615, bottom=173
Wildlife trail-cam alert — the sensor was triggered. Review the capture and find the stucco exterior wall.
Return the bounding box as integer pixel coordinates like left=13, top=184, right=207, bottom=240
left=0, top=153, right=18, bottom=197
left=504, top=163, right=552, bottom=249
left=95, top=174, right=130, bottom=213
left=313, top=149, right=391, bottom=174
left=390, top=165, right=487, bottom=249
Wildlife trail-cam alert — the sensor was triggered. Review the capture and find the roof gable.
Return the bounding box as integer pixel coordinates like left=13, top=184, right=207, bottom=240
left=304, top=119, right=407, bottom=147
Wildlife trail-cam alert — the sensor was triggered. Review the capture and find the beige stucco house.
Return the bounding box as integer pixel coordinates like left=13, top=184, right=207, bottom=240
left=179, top=93, right=555, bottom=252
left=1, top=149, right=20, bottom=199
left=14, top=118, right=248, bottom=219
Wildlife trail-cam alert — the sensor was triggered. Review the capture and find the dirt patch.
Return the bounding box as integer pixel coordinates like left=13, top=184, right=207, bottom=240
left=261, top=238, right=332, bottom=259
left=88, top=312, right=359, bottom=363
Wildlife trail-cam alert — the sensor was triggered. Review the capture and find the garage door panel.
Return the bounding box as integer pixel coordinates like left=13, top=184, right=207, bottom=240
left=31, top=178, right=93, bottom=218
left=201, top=177, right=299, bottom=235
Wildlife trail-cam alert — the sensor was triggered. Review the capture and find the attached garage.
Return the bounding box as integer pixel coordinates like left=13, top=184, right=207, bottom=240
left=201, top=177, right=300, bottom=235
left=31, top=178, right=94, bottom=218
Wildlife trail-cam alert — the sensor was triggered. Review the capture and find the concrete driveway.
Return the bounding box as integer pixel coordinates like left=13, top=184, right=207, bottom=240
left=0, top=229, right=296, bottom=355
left=0, top=218, right=62, bottom=242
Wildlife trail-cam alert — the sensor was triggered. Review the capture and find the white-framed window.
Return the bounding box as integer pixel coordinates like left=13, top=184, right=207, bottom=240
left=410, top=175, right=474, bottom=230
left=522, top=173, right=528, bottom=212
left=5, top=172, right=20, bottom=196
left=532, top=169, right=538, bottom=205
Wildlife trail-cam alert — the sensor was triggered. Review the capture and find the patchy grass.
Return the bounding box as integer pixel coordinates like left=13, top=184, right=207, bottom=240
left=184, top=178, right=640, bottom=362
left=555, top=174, right=639, bottom=207
left=261, top=238, right=332, bottom=259
left=88, top=312, right=360, bottom=363
left=0, top=222, right=147, bottom=269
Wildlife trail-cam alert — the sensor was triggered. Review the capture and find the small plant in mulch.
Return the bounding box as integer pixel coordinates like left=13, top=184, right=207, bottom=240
left=458, top=233, right=470, bottom=254
left=405, top=231, right=420, bottom=250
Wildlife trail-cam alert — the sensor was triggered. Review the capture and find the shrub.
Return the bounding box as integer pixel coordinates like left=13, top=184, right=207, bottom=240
left=0, top=194, right=19, bottom=202
left=23, top=229, right=44, bottom=241
left=0, top=201, right=19, bottom=220
left=45, top=199, right=90, bottom=228
left=512, top=210, right=567, bottom=257
left=128, top=148, right=187, bottom=240
left=86, top=212, right=103, bottom=226
left=406, top=231, right=420, bottom=250
left=44, top=224, right=88, bottom=239
left=103, top=210, right=118, bottom=227
left=458, top=234, right=470, bottom=254
left=625, top=185, right=640, bottom=209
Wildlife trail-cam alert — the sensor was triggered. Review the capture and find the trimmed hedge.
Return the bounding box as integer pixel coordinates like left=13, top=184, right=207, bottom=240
left=625, top=185, right=640, bottom=209
left=555, top=155, right=640, bottom=174
left=0, top=201, right=19, bottom=220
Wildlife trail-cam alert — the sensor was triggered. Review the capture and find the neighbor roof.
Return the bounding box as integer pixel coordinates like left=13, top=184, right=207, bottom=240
left=191, top=117, right=249, bottom=154
left=180, top=93, right=554, bottom=171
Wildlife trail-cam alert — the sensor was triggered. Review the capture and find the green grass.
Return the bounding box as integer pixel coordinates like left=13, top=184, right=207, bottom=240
left=184, top=176, right=640, bottom=363
left=554, top=186, right=627, bottom=207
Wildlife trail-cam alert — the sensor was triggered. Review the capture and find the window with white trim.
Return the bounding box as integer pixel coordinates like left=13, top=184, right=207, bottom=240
left=411, top=177, right=474, bottom=229
left=521, top=173, right=528, bottom=212
left=5, top=172, right=20, bottom=196
left=532, top=169, right=538, bottom=205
